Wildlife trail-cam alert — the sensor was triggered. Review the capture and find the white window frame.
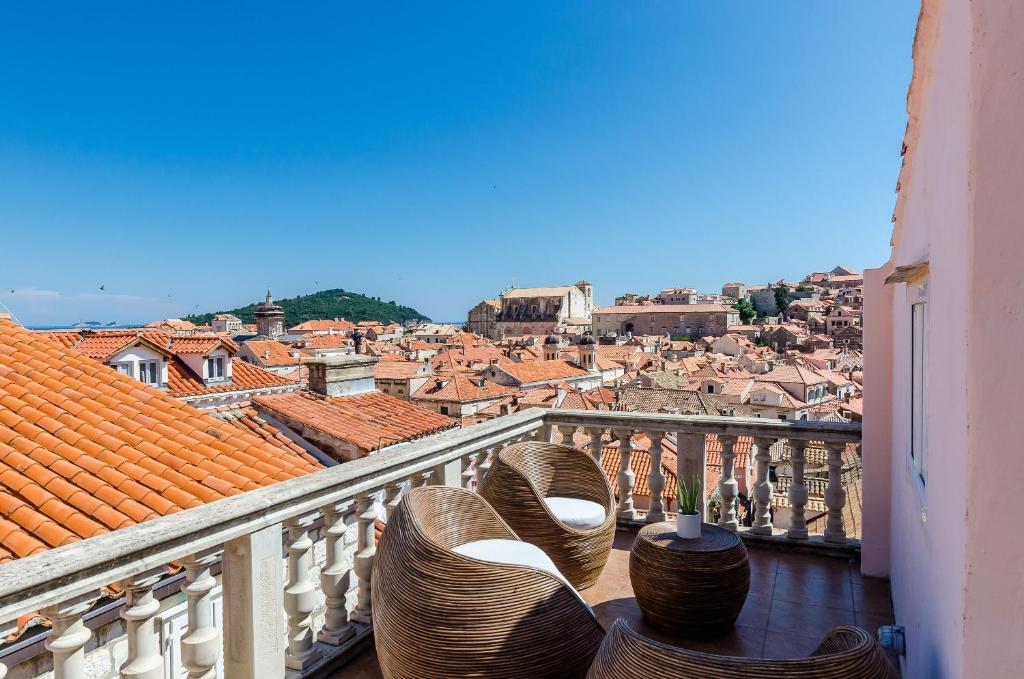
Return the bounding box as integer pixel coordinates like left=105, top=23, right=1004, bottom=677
left=112, top=361, right=134, bottom=378
left=207, top=356, right=225, bottom=380
left=138, top=360, right=160, bottom=386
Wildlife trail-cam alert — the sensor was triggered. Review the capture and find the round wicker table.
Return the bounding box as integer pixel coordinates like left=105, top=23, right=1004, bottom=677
left=629, top=522, right=750, bottom=637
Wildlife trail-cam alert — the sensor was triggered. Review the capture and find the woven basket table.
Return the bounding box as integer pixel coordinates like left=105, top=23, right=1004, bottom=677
left=629, top=522, right=750, bottom=637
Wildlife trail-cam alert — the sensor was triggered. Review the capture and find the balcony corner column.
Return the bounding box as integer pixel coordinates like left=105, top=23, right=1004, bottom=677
left=585, top=427, right=605, bottom=465
left=119, top=568, right=166, bottom=679
left=749, top=436, right=776, bottom=535
left=644, top=432, right=666, bottom=523
left=42, top=592, right=100, bottom=679
left=319, top=500, right=357, bottom=646
left=717, top=434, right=739, bottom=531
left=613, top=429, right=638, bottom=520
left=676, top=432, right=708, bottom=521
left=180, top=549, right=223, bottom=679
left=787, top=440, right=809, bottom=539
left=221, top=523, right=286, bottom=679
left=824, top=441, right=848, bottom=544
left=351, top=491, right=378, bottom=624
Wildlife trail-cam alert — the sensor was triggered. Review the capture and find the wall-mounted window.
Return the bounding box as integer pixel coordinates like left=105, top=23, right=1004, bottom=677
left=440, top=405, right=450, bottom=415
left=911, top=301, right=928, bottom=484
left=207, top=357, right=225, bottom=380
left=112, top=362, right=133, bottom=378
left=138, top=361, right=160, bottom=386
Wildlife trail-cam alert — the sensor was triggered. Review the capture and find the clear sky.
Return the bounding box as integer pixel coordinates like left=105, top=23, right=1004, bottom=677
left=0, top=2, right=920, bottom=325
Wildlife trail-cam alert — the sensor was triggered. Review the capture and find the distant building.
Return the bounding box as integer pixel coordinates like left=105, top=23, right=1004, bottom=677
left=254, top=290, right=285, bottom=338
left=494, top=281, right=593, bottom=337
left=466, top=299, right=500, bottom=339
left=721, top=283, right=746, bottom=300
left=211, top=313, right=243, bottom=334
left=592, top=304, right=739, bottom=339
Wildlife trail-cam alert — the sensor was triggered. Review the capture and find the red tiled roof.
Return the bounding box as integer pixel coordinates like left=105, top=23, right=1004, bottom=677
left=374, top=360, right=426, bottom=380
left=242, top=340, right=301, bottom=367
left=71, top=330, right=172, bottom=360
left=413, top=375, right=515, bottom=403
left=494, top=359, right=589, bottom=384
left=253, top=391, right=457, bottom=453
left=289, top=320, right=356, bottom=333
left=168, top=358, right=295, bottom=398
left=300, top=334, right=352, bottom=350
left=0, top=319, right=323, bottom=564
left=168, top=336, right=239, bottom=355
left=145, top=318, right=197, bottom=331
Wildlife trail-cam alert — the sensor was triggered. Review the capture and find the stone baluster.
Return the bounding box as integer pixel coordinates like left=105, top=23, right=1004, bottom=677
left=614, top=430, right=638, bottom=520
left=644, top=431, right=667, bottom=523
left=319, top=500, right=356, bottom=646
left=787, top=440, right=809, bottom=539
left=416, top=467, right=436, bottom=487
left=119, top=569, right=166, bottom=679
left=717, top=435, right=739, bottom=531
left=824, top=441, right=848, bottom=544
left=461, top=452, right=479, bottom=490
left=351, top=491, right=378, bottom=624
left=586, top=427, right=605, bottom=464
left=475, top=447, right=496, bottom=489
left=42, top=593, right=100, bottom=679
left=283, top=514, right=320, bottom=671
left=180, top=550, right=222, bottom=679
left=750, top=436, right=776, bottom=535
left=676, top=432, right=708, bottom=521
left=557, top=424, right=576, bottom=446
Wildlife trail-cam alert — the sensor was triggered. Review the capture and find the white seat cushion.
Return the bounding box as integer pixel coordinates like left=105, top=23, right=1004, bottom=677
left=452, top=539, right=571, bottom=587
left=543, top=496, right=606, bottom=530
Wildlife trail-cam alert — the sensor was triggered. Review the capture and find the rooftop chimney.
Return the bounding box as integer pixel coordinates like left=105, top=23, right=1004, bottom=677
left=307, top=354, right=379, bottom=398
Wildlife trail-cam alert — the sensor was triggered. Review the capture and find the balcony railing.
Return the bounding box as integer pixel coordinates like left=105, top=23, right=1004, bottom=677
left=0, top=408, right=861, bottom=679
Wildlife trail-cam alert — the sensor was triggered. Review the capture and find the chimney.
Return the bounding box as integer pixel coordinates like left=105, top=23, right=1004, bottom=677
left=307, top=355, right=379, bottom=397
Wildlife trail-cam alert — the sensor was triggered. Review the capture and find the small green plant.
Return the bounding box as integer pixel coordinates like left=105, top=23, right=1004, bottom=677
left=675, top=475, right=701, bottom=515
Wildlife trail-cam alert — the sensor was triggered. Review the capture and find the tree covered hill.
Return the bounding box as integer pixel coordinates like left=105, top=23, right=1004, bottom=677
left=185, top=289, right=430, bottom=327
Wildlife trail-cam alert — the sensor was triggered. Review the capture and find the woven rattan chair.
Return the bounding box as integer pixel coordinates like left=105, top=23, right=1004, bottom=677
left=587, top=619, right=898, bottom=678
left=372, top=485, right=605, bottom=679
left=478, top=440, right=616, bottom=590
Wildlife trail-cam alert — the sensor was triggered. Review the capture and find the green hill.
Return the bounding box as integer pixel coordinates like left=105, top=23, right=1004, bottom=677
left=185, top=289, right=430, bottom=327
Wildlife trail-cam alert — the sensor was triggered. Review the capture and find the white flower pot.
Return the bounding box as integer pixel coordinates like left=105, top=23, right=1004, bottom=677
left=676, top=512, right=701, bottom=539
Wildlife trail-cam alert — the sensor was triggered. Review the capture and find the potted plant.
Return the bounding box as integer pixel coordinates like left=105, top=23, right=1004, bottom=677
left=675, top=475, right=702, bottom=539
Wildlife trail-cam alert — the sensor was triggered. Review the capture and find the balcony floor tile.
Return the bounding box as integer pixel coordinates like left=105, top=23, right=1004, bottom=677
left=328, top=527, right=892, bottom=677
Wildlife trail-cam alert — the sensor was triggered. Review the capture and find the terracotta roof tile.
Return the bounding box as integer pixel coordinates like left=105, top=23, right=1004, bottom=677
left=0, top=319, right=324, bottom=564
left=253, top=390, right=457, bottom=453
left=492, top=359, right=589, bottom=384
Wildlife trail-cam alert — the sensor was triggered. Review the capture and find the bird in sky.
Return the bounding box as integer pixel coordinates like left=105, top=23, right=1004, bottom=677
left=99, top=285, right=105, bottom=291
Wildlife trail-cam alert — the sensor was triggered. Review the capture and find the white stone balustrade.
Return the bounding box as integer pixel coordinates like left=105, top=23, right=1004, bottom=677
left=0, top=409, right=860, bottom=679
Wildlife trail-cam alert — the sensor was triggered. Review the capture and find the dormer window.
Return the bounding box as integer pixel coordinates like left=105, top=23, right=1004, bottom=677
left=207, top=356, right=225, bottom=380
left=112, top=362, right=133, bottom=377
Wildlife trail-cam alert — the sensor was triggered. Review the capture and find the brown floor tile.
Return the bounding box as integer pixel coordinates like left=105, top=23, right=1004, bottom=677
left=735, top=592, right=772, bottom=629
left=768, top=598, right=856, bottom=632
left=773, top=568, right=853, bottom=610
left=762, top=629, right=825, bottom=660
left=852, top=576, right=893, bottom=616
left=678, top=624, right=766, bottom=658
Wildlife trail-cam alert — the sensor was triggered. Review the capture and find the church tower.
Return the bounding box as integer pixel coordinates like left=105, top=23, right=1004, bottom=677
left=254, top=289, right=285, bottom=338
left=578, top=332, right=598, bottom=373
left=543, top=334, right=560, bottom=361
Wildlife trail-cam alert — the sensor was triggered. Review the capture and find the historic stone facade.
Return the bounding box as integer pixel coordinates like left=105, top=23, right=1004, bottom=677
left=592, top=304, right=740, bottom=339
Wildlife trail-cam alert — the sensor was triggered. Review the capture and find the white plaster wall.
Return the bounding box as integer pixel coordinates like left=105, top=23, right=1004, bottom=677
left=109, top=346, right=168, bottom=386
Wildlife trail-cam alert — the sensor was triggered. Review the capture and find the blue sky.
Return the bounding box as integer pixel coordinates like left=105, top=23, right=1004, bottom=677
left=0, top=2, right=920, bottom=325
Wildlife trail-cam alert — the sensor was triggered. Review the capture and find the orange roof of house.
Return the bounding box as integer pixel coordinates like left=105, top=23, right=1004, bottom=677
left=412, top=375, right=515, bottom=403
left=242, top=340, right=301, bottom=367
left=300, top=334, right=352, bottom=350
left=288, top=319, right=356, bottom=333
left=168, top=335, right=239, bottom=355
left=144, top=318, right=196, bottom=331
left=494, top=359, right=589, bottom=384
left=374, top=361, right=426, bottom=380
left=168, top=358, right=295, bottom=398
left=71, top=330, right=172, bottom=360
left=253, top=391, right=457, bottom=453
left=0, top=319, right=323, bottom=564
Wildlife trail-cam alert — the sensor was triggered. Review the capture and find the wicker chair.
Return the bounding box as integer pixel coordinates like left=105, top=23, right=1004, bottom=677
left=587, top=619, right=898, bottom=678
left=372, top=485, right=605, bottom=679
left=478, top=440, right=616, bottom=590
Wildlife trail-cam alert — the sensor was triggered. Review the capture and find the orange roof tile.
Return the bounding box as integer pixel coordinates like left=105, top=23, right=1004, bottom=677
left=492, top=359, right=589, bottom=384
left=412, top=375, right=515, bottom=403
left=253, top=391, right=457, bottom=453
left=167, top=358, right=295, bottom=398
left=168, top=335, right=239, bottom=355
left=242, top=340, right=302, bottom=367
left=0, top=319, right=323, bottom=564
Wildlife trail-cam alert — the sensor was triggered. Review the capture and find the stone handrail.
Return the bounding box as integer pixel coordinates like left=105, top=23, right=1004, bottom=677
left=0, top=408, right=861, bottom=679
